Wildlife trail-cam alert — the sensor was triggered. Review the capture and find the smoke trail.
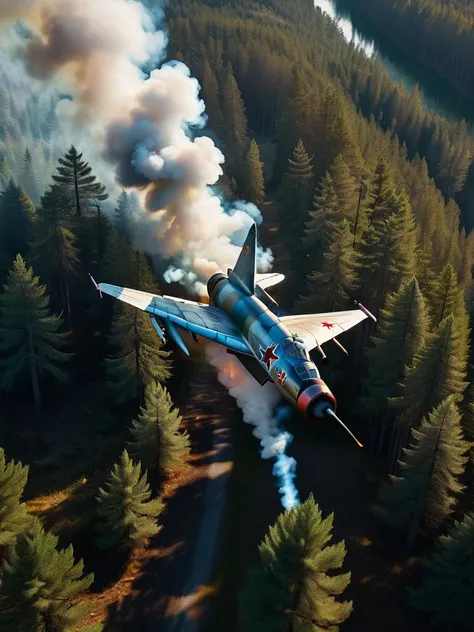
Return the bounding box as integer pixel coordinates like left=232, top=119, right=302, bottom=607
left=206, top=344, right=301, bottom=510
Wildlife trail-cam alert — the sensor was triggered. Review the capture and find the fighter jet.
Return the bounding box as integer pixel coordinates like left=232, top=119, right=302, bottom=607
left=91, top=223, right=376, bottom=447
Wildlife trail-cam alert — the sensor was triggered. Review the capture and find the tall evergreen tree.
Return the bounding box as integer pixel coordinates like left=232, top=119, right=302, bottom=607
left=244, top=139, right=265, bottom=206
left=279, top=139, right=313, bottom=246
left=407, top=511, right=474, bottom=630
left=95, top=450, right=163, bottom=550
left=362, top=278, right=428, bottom=420
left=303, top=171, right=339, bottom=273
left=376, top=397, right=469, bottom=549
left=201, top=58, right=224, bottom=132
left=222, top=63, right=248, bottom=165
left=357, top=186, right=416, bottom=317
left=0, top=180, right=36, bottom=266
left=297, top=218, right=357, bottom=313
left=0, top=157, right=11, bottom=190
left=30, top=184, right=80, bottom=321
left=239, top=494, right=353, bottom=631
left=100, top=225, right=134, bottom=287
left=105, top=252, right=170, bottom=403
left=0, top=255, right=71, bottom=411
left=327, top=154, right=359, bottom=226
left=51, top=145, right=108, bottom=218
left=20, top=148, right=39, bottom=203
left=128, top=381, right=190, bottom=473
left=113, top=190, right=133, bottom=245
left=0, top=447, right=30, bottom=552
left=0, top=520, right=95, bottom=632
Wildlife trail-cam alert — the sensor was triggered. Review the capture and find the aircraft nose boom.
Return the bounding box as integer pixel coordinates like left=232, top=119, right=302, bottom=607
left=297, top=379, right=337, bottom=419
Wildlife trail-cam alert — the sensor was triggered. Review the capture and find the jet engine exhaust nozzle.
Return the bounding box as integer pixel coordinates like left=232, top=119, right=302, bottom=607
left=297, top=379, right=337, bottom=419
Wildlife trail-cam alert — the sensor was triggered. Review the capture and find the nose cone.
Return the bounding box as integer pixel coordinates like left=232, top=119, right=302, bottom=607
left=297, top=379, right=337, bottom=420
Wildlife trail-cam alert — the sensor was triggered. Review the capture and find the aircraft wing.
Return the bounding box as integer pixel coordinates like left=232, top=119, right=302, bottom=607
left=280, top=309, right=368, bottom=350
left=98, top=283, right=251, bottom=355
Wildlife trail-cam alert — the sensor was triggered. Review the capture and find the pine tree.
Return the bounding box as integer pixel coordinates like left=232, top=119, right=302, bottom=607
left=0, top=255, right=71, bottom=411
left=407, top=511, right=474, bottom=629
left=303, top=171, right=339, bottom=273
left=0, top=180, right=36, bottom=265
left=279, top=139, right=313, bottom=246
left=0, top=520, right=95, bottom=631
left=201, top=58, right=224, bottom=132
left=95, top=450, right=163, bottom=550
left=30, top=184, right=80, bottom=321
left=239, top=494, right=353, bottom=631
left=297, top=219, right=357, bottom=313
left=357, top=186, right=416, bottom=317
left=244, top=139, right=265, bottom=206
left=222, top=63, right=248, bottom=164
left=128, top=381, right=190, bottom=473
left=0, top=447, right=30, bottom=551
left=20, top=148, right=39, bottom=203
left=392, top=315, right=468, bottom=431
left=113, top=190, right=133, bottom=244
left=327, top=154, right=359, bottom=226
left=99, top=225, right=134, bottom=287
left=376, top=397, right=469, bottom=549
left=51, top=145, right=108, bottom=218
left=363, top=278, right=428, bottom=419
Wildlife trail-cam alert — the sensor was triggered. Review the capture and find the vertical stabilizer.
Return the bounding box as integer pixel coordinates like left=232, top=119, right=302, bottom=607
left=228, top=223, right=256, bottom=294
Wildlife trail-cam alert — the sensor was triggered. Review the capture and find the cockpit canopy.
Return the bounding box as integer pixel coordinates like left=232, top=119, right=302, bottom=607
left=282, top=337, right=310, bottom=361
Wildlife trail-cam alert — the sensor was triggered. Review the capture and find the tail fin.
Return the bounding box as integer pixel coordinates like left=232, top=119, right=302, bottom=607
left=228, top=223, right=256, bottom=295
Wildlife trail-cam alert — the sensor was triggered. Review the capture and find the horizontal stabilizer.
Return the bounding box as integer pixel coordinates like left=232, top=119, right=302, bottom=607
left=256, top=273, right=285, bottom=290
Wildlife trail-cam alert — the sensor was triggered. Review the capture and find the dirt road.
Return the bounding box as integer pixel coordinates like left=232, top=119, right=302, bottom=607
left=103, top=363, right=236, bottom=632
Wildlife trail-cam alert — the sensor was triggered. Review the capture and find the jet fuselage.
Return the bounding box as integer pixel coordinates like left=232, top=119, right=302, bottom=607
left=207, top=272, right=337, bottom=419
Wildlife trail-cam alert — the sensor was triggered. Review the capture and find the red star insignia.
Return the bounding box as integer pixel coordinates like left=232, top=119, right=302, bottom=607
left=321, top=321, right=335, bottom=329
left=277, top=369, right=287, bottom=385
left=243, top=245, right=249, bottom=255
left=260, top=345, right=278, bottom=369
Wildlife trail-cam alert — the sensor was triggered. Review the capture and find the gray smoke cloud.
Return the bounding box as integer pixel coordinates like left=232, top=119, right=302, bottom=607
left=0, top=0, right=268, bottom=286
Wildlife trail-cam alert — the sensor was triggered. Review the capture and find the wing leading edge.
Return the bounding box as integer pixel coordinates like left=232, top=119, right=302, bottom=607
left=98, top=283, right=251, bottom=355
left=281, top=309, right=368, bottom=350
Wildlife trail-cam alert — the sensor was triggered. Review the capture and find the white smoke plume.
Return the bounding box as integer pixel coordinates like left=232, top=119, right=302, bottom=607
left=0, top=0, right=266, bottom=288
left=206, top=344, right=301, bottom=510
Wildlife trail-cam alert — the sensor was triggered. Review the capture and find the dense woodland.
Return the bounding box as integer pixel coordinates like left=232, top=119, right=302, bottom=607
left=0, top=0, right=474, bottom=630
left=342, top=0, right=474, bottom=101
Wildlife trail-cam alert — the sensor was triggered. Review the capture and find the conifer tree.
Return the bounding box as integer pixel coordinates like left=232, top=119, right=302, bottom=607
left=0, top=180, right=36, bottom=265
left=392, top=315, right=468, bottom=431
left=357, top=186, right=416, bottom=316
left=201, top=58, right=224, bottom=132
left=298, top=219, right=357, bottom=313
left=95, top=450, right=163, bottom=550
left=128, top=381, right=190, bottom=473
left=222, top=63, right=248, bottom=162
left=362, top=278, right=429, bottom=451
left=100, top=225, right=134, bottom=287
left=244, top=139, right=265, bottom=205
left=0, top=447, right=30, bottom=551
left=0, top=520, right=95, bottom=631
left=327, top=154, right=359, bottom=226
left=105, top=252, right=170, bottom=403
left=20, top=148, right=39, bottom=203
left=0, top=255, right=71, bottom=411
left=52, top=145, right=108, bottom=217
left=30, top=184, right=80, bottom=321
left=239, top=494, right=352, bottom=631
left=303, top=171, right=339, bottom=273
left=279, top=139, right=313, bottom=246
left=407, top=511, right=474, bottom=630
left=376, top=397, right=469, bottom=549
left=113, top=190, right=133, bottom=244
